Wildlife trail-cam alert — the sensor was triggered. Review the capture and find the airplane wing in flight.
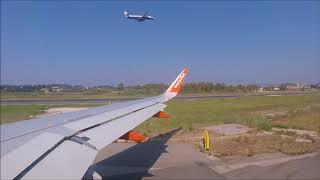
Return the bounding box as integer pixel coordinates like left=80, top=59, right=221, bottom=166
left=0, top=68, right=188, bottom=179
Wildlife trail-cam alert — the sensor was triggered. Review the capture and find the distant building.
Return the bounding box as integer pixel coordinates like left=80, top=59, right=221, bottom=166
left=273, top=87, right=280, bottom=91
left=51, top=87, right=63, bottom=93
left=40, top=88, right=49, bottom=94
left=303, top=84, right=311, bottom=89
left=258, top=87, right=264, bottom=93
left=286, top=83, right=311, bottom=91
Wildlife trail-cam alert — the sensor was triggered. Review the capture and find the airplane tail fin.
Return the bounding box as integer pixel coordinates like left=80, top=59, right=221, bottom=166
left=143, top=10, right=149, bottom=17
left=124, top=11, right=129, bottom=18
left=164, top=68, right=189, bottom=101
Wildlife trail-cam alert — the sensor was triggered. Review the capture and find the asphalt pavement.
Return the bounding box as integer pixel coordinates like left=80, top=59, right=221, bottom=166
left=2, top=93, right=316, bottom=105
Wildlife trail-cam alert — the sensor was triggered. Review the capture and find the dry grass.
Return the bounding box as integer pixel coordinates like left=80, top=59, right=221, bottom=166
left=271, top=106, right=320, bottom=132
left=211, top=133, right=320, bottom=157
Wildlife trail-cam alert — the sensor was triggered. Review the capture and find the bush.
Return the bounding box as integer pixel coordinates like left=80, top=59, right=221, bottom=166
left=257, top=120, right=272, bottom=131
left=238, top=116, right=271, bottom=131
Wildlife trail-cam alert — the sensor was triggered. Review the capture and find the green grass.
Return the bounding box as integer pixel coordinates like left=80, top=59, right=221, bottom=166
left=0, top=104, right=105, bottom=124
left=1, top=95, right=320, bottom=135
left=0, top=92, right=148, bottom=100
left=0, top=105, right=48, bottom=124
left=136, top=95, right=320, bottom=135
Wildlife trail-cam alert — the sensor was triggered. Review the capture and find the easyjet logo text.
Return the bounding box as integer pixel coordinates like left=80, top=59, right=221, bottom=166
left=173, top=72, right=187, bottom=88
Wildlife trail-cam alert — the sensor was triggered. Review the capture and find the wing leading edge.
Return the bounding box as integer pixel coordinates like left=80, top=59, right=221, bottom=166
left=0, top=68, right=188, bottom=179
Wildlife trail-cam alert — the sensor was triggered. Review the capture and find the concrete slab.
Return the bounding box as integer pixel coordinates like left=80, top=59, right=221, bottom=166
left=206, top=124, right=250, bottom=136
left=36, top=107, right=89, bottom=117
left=223, top=152, right=320, bottom=180
left=211, top=152, right=318, bottom=174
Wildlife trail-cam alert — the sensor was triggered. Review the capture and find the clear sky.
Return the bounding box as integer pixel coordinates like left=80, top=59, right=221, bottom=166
left=1, top=1, right=320, bottom=86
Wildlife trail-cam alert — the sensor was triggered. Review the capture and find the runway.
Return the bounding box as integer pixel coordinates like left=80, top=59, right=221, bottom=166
left=1, top=93, right=315, bottom=105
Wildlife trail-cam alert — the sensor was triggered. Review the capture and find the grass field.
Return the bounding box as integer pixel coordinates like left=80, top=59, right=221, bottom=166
left=1, top=91, right=316, bottom=100
left=271, top=107, right=320, bottom=131
left=1, top=95, right=320, bottom=135
left=0, top=105, right=48, bottom=124
left=136, top=95, right=320, bottom=135
left=0, top=103, right=109, bottom=124
left=0, top=92, right=147, bottom=100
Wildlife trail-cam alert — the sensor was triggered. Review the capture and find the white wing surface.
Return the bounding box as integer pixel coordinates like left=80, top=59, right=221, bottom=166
left=0, top=68, right=188, bottom=179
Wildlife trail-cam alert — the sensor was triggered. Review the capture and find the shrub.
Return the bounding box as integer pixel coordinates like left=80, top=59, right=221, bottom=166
left=238, top=116, right=271, bottom=131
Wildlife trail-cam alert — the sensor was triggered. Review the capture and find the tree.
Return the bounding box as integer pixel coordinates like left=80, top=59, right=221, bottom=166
left=117, top=83, right=124, bottom=91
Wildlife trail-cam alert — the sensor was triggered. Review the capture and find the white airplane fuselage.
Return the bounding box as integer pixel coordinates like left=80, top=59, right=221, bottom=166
left=124, top=11, right=155, bottom=21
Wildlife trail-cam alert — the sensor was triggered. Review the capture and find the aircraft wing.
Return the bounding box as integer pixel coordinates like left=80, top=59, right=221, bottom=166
left=0, top=68, right=188, bottom=179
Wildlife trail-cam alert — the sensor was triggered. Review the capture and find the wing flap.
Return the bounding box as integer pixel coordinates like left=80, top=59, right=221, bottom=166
left=22, top=141, right=97, bottom=180
left=1, top=132, right=64, bottom=179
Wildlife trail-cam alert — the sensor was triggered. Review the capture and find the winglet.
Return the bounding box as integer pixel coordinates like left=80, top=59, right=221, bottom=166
left=166, top=68, right=189, bottom=93
left=164, top=68, right=188, bottom=101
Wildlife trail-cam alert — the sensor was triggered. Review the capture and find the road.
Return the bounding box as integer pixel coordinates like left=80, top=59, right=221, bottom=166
left=1, top=96, right=240, bottom=105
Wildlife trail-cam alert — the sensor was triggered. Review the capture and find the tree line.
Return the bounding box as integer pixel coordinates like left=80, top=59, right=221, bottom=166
left=180, top=82, right=258, bottom=93
left=125, top=82, right=259, bottom=94
left=6, top=82, right=319, bottom=94
left=1, top=82, right=260, bottom=94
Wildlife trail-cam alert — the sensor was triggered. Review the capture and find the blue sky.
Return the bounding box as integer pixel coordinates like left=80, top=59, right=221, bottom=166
left=1, top=1, right=320, bottom=86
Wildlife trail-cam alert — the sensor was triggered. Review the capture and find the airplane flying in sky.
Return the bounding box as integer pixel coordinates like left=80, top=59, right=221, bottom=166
left=1, top=68, right=188, bottom=179
left=124, top=10, right=155, bottom=21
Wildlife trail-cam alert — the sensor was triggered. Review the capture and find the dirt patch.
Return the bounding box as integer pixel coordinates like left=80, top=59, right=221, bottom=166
left=272, top=128, right=319, bottom=139
left=211, top=133, right=320, bottom=157
left=206, top=124, right=250, bottom=136
left=143, top=124, right=320, bottom=157
left=36, top=107, right=89, bottom=117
